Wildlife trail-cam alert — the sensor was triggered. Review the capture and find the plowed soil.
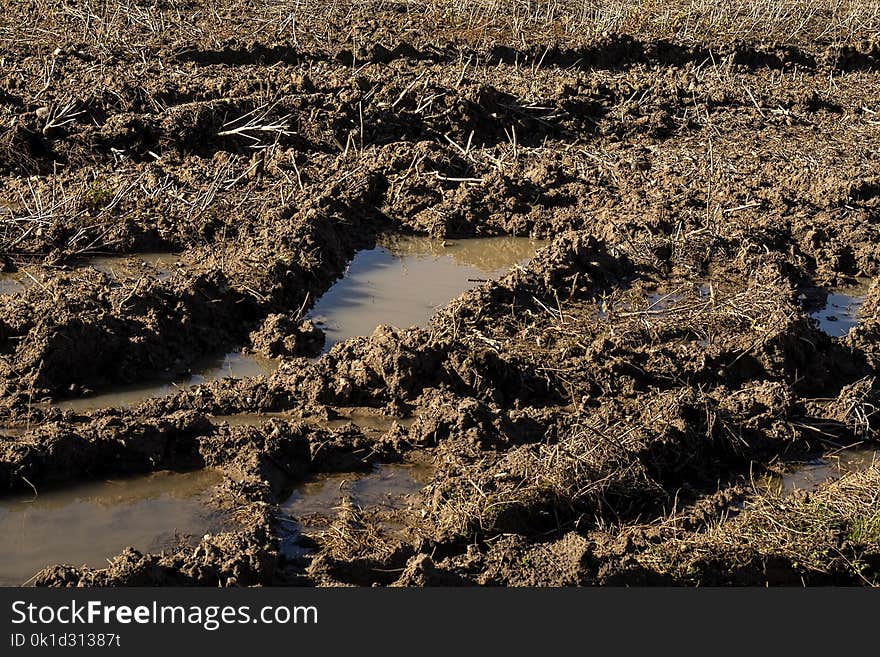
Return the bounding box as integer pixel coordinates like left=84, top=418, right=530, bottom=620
left=1, top=1, right=879, bottom=587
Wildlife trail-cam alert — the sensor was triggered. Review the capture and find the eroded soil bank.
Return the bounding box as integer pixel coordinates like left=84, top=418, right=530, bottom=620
left=1, top=1, right=880, bottom=586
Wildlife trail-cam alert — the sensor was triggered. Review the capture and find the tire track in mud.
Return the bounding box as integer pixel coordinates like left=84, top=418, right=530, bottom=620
left=7, top=231, right=880, bottom=585
left=2, top=18, right=880, bottom=585
left=0, top=159, right=387, bottom=404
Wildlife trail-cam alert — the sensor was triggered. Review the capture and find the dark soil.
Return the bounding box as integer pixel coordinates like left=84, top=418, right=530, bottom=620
left=1, top=1, right=879, bottom=587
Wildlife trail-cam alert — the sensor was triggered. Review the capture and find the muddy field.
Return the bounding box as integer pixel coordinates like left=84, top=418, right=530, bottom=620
left=1, top=1, right=879, bottom=586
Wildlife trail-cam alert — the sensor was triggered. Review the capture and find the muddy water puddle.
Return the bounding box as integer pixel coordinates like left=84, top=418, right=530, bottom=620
left=322, top=407, right=417, bottom=433
left=279, top=459, right=434, bottom=557
left=87, top=252, right=181, bottom=281
left=308, top=235, right=543, bottom=350
left=0, top=469, right=228, bottom=586
left=210, top=407, right=415, bottom=433
left=763, top=447, right=878, bottom=495
left=48, top=236, right=542, bottom=411
left=1, top=253, right=181, bottom=300
left=801, top=281, right=871, bottom=337
left=0, top=272, right=31, bottom=296
left=607, top=280, right=870, bottom=345
left=598, top=282, right=713, bottom=321
left=51, top=350, right=276, bottom=413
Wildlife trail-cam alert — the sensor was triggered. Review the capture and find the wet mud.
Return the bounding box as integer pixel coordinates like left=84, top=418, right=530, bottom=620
left=2, top=2, right=880, bottom=587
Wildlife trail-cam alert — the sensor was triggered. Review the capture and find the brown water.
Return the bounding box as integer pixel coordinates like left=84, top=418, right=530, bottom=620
left=0, top=272, right=30, bottom=296
left=0, top=469, right=227, bottom=586
left=283, top=463, right=431, bottom=523
left=1, top=254, right=180, bottom=299
left=0, top=424, right=27, bottom=438
left=323, top=407, right=417, bottom=433
left=210, top=407, right=416, bottom=433
left=308, top=235, right=543, bottom=350
left=87, top=252, right=181, bottom=281
left=48, top=236, right=541, bottom=412
left=279, top=460, right=434, bottom=557
left=52, top=350, right=277, bottom=413
left=763, top=447, right=878, bottom=495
